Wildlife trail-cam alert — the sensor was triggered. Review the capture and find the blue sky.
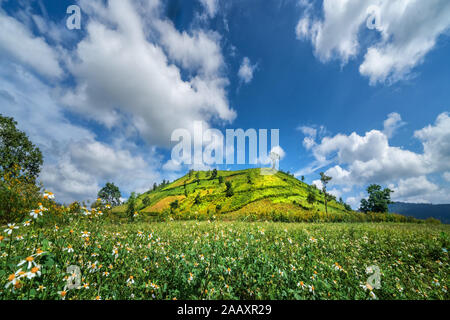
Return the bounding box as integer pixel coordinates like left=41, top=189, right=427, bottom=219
left=0, top=0, right=449, bottom=206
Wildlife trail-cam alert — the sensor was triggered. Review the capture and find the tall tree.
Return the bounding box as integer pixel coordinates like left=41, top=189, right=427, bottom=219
left=97, top=182, right=122, bottom=207
left=359, top=184, right=393, bottom=213
left=225, top=181, right=234, bottom=197
left=211, top=169, right=218, bottom=180
left=320, top=172, right=332, bottom=214
left=126, top=192, right=137, bottom=221
left=307, top=192, right=316, bottom=205
left=0, top=114, right=43, bottom=182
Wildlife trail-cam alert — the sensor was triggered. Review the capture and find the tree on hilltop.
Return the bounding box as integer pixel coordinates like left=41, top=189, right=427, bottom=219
left=98, top=182, right=121, bottom=207
left=360, top=184, right=393, bottom=213
left=320, top=172, right=332, bottom=214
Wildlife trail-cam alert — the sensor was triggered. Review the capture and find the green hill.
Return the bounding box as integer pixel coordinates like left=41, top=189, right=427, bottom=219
left=113, top=169, right=417, bottom=223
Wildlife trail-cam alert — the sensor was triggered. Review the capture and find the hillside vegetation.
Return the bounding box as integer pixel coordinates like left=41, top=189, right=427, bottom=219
left=113, top=169, right=419, bottom=223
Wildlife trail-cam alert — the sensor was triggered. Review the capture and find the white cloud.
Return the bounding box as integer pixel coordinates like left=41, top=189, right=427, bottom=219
left=41, top=139, right=161, bottom=203
left=0, top=57, right=162, bottom=203
left=383, top=112, right=405, bottom=138
left=1, top=0, right=236, bottom=202
left=162, top=159, right=182, bottom=172
left=155, top=19, right=224, bottom=77
left=62, top=0, right=236, bottom=147
left=238, top=57, right=257, bottom=84
left=444, top=172, right=450, bottom=182
left=414, top=112, right=450, bottom=172
left=296, top=0, right=450, bottom=84
left=298, top=126, right=317, bottom=138
left=314, top=130, right=427, bottom=185
left=346, top=196, right=359, bottom=209
left=0, top=10, right=62, bottom=78
left=312, top=179, right=323, bottom=190
left=257, top=146, right=286, bottom=166
left=389, top=176, right=449, bottom=204
left=299, top=112, right=450, bottom=204
left=199, top=0, right=219, bottom=19
left=298, top=125, right=328, bottom=150
left=390, top=176, right=438, bottom=200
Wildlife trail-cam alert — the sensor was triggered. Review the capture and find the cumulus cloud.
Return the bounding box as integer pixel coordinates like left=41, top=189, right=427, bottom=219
left=414, top=112, right=450, bottom=172
left=298, top=112, right=450, bottom=204
left=238, top=57, right=257, bottom=84
left=41, top=139, right=161, bottom=203
left=383, top=112, right=405, bottom=138
left=296, top=0, right=450, bottom=84
left=388, top=176, right=450, bottom=204
left=0, top=0, right=236, bottom=202
left=389, top=176, right=440, bottom=203
left=0, top=57, right=161, bottom=203
left=62, top=0, right=235, bottom=147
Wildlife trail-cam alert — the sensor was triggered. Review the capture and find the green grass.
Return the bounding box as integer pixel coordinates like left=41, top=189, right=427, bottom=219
left=1, top=218, right=448, bottom=300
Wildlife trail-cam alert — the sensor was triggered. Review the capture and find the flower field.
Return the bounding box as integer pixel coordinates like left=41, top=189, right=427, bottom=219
left=1, top=199, right=449, bottom=300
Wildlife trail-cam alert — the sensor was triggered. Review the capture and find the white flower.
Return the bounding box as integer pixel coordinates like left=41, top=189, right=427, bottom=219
left=112, top=248, right=119, bottom=259
left=4, top=223, right=18, bottom=235
left=88, top=261, right=99, bottom=273
left=126, top=276, right=135, bottom=285
left=5, top=269, right=24, bottom=289
left=29, top=209, right=42, bottom=219
left=81, top=231, right=90, bottom=238
left=18, top=255, right=38, bottom=269
left=43, top=191, right=55, bottom=200
left=64, top=245, right=74, bottom=253
left=25, top=265, right=41, bottom=279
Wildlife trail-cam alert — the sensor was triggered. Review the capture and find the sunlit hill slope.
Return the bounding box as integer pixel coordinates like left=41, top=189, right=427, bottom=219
left=113, top=169, right=417, bottom=223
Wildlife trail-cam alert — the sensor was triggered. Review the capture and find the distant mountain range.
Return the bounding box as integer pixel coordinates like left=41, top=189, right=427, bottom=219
left=389, top=202, right=450, bottom=224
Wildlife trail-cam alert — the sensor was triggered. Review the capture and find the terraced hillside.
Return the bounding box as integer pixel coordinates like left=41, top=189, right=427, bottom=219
left=113, top=169, right=414, bottom=222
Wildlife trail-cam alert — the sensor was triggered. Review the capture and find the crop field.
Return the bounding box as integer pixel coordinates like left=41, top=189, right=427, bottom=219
left=1, top=211, right=448, bottom=300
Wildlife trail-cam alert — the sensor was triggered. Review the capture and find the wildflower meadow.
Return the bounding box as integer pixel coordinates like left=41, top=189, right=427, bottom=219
left=1, top=192, right=448, bottom=300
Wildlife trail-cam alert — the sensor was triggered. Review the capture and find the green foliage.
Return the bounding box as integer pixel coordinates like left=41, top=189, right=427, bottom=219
left=142, top=196, right=151, bottom=207
left=225, top=181, right=234, bottom=197
left=218, top=176, right=224, bottom=184
left=0, top=166, right=42, bottom=223
left=307, top=192, right=316, bottom=205
left=110, top=169, right=423, bottom=223
left=0, top=114, right=43, bottom=183
left=170, top=200, right=179, bottom=212
left=320, top=172, right=332, bottom=214
left=425, top=217, right=441, bottom=225
left=211, top=169, right=218, bottom=180
left=360, top=184, right=393, bottom=213
left=97, top=182, right=121, bottom=207
left=194, top=193, right=201, bottom=205
left=126, top=192, right=137, bottom=221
